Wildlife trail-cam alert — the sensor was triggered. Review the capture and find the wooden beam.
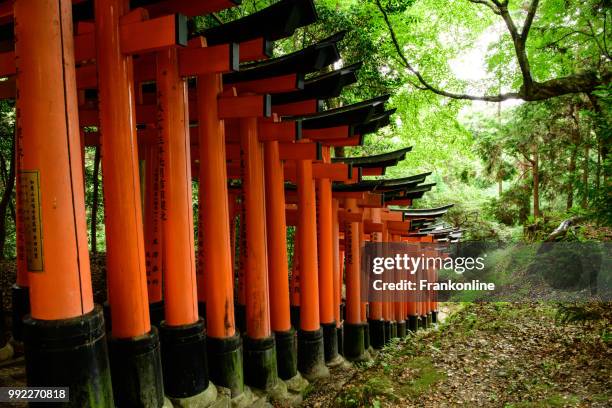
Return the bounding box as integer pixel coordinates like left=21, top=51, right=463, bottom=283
left=272, top=99, right=319, bottom=116
left=363, top=220, right=383, bottom=233
left=140, top=0, right=239, bottom=17
left=239, top=38, right=272, bottom=62
left=258, top=120, right=301, bottom=142
left=178, top=43, right=239, bottom=76
left=302, top=125, right=350, bottom=140
left=120, top=14, right=188, bottom=55
left=226, top=73, right=303, bottom=94
left=278, top=142, right=321, bottom=161
left=218, top=94, right=271, bottom=119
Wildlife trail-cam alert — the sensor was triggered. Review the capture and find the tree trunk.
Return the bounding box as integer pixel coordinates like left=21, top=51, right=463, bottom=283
left=498, top=178, right=503, bottom=196
left=567, top=145, right=577, bottom=210
left=581, top=144, right=589, bottom=208
left=0, top=135, right=15, bottom=259
left=90, top=145, right=101, bottom=254
left=532, top=147, right=540, bottom=219
left=596, top=138, right=601, bottom=191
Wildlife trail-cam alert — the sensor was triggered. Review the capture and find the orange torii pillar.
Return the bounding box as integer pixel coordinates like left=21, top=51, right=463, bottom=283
left=15, top=1, right=113, bottom=405
left=95, top=0, right=164, bottom=405
left=155, top=48, right=213, bottom=403
left=392, top=234, right=407, bottom=338
left=381, top=219, right=394, bottom=343
left=331, top=199, right=343, bottom=355
left=343, top=198, right=367, bottom=361
left=386, top=233, right=399, bottom=340
left=290, top=230, right=301, bottom=328
left=239, top=114, right=288, bottom=395
left=296, top=157, right=330, bottom=380
left=404, top=236, right=420, bottom=332
left=367, top=208, right=386, bottom=349
left=424, top=246, right=435, bottom=327
left=263, top=140, right=301, bottom=381
left=316, top=147, right=341, bottom=365
left=417, top=240, right=427, bottom=330
left=197, top=74, right=246, bottom=398
left=431, top=248, right=442, bottom=324
left=359, top=221, right=371, bottom=351
left=143, top=143, right=164, bottom=326
left=11, top=114, right=29, bottom=345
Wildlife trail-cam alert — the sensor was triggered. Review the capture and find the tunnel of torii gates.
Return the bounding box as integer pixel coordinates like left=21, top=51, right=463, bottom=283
left=0, top=0, right=463, bottom=407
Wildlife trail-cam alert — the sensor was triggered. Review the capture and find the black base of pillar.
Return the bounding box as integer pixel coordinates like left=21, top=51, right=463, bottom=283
left=343, top=322, right=366, bottom=361
left=397, top=321, right=407, bottom=338
left=368, top=319, right=385, bottom=349
left=321, top=322, right=339, bottom=363
left=11, top=284, right=29, bottom=342
left=408, top=315, right=418, bottom=332
left=290, top=305, right=300, bottom=330
left=108, top=327, right=165, bottom=407
left=297, top=328, right=328, bottom=379
left=198, top=301, right=206, bottom=321
left=431, top=310, right=438, bottom=324
left=24, top=305, right=114, bottom=408
left=235, top=304, right=246, bottom=333
left=207, top=334, right=244, bottom=397
left=244, top=335, right=278, bottom=391
left=418, top=315, right=427, bottom=330
left=274, top=328, right=297, bottom=380
left=149, top=301, right=165, bottom=328
left=384, top=321, right=392, bottom=344
left=427, top=313, right=433, bottom=328
left=159, top=318, right=208, bottom=399
left=390, top=321, right=398, bottom=339
left=336, top=325, right=344, bottom=356
left=363, top=321, right=371, bottom=350
left=102, top=301, right=111, bottom=332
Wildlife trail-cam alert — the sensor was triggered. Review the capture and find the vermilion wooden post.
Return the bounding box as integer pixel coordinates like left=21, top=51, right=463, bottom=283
left=94, top=0, right=164, bottom=405
left=296, top=158, right=330, bottom=380
left=290, top=232, right=301, bottom=328
left=343, top=198, right=366, bottom=361
left=143, top=143, right=164, bottom=326
left=424, top=246, right=435, bottom=328
left=316, top=146, right=341, bottom=365
left=417, top=241, right=426, bottom=329
left=12, top=115, right=29, bottom=344
left=197, top=73, right=244, bottom=397
left=15, top=1, right=112, bottom=405
left=392, top=233, right=405, bottom=338
left=431, top=247, right=440, bottom=324
left=368, top=208, right=385, bottom=349
left=359, top=222, right=370, bottom=351
left=331, top=198, right=343, bottom=355
left=263, top=139, right=300, bottom=381
left=240, top=116, right=289, bottom=395
left=405, top=236, right=419, bottom=332
left=381, top=220, right=393, bottom=342
left=236, top=182, right=247, bottom=332
left=155, top=47, right=211, bottom=402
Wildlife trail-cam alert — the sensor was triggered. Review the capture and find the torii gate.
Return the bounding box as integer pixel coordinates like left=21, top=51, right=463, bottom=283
left=3, top=0, right=460, bottom=407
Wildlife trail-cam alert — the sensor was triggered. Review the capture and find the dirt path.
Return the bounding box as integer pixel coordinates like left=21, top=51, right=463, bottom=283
left=301, top=303, right=611, bottom=408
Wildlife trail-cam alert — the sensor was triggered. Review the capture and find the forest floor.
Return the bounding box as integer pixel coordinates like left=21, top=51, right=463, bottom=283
left=300, top=303, right=611, bottom=408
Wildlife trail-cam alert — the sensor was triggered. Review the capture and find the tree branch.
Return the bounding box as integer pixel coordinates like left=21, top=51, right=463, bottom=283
left=537, top=30, right=594, bottom=50
left=496, top=1, right=535, bottom=91
left=375, top=0, right=520, bottom=101
left=468, top=0, right=501, bottom=15
left=521, top=0, right=540, bottom=38
left=375, top=0, right=608, bottom=103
